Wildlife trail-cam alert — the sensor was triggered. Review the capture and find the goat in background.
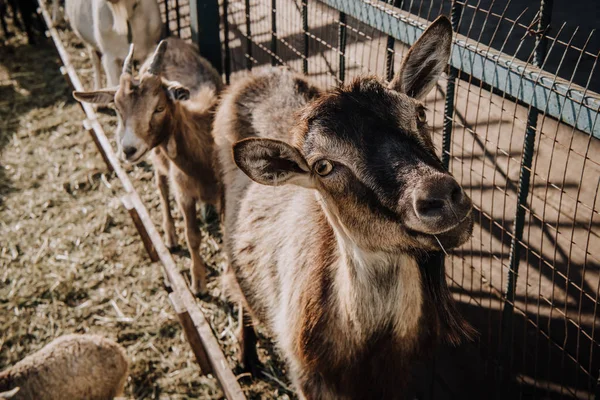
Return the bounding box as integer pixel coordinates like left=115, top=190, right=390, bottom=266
left=65, top=0, right=163, bottom=89
left=73, top=38, right=223, bottom=295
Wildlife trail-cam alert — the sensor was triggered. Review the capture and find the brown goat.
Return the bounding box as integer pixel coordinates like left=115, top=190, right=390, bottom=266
left=214, top=16, right=475, bottom=399
left=0, top=334, right=128, bottom=400
left=73, top=38, right=223, bottom=295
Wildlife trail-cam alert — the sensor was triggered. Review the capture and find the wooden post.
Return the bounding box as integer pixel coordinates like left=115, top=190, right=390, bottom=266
left=83, top=119, right=114, bottom=172
left=169, top=292, right=213, bottom=374
left=121, top=194, right=159, bottom=262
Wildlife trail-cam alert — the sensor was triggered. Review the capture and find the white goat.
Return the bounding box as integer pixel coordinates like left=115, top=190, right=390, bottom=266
left=65, top=0, right=163, bottom=88
left=0, top=334, right=128, bottom=400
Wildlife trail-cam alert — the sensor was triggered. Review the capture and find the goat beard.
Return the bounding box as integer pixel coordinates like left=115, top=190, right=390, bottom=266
left=107, top=2, right=129, bottom=36
left=418, top=252, right=477, bottom=346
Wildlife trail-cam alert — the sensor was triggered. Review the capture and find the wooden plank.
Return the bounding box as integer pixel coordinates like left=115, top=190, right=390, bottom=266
left=121, top=194, right=159, bottom=262
left=37, top=3, right=246, bottom=399
left=83, top=119, right=114, bottom=172
left=169, top=292, right=213, bottom=374
left=125, top=193, right=245, bottom=400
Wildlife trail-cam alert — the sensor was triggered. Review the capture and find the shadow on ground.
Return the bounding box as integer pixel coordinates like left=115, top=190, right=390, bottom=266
left=0, top=32, right=70, bottom=200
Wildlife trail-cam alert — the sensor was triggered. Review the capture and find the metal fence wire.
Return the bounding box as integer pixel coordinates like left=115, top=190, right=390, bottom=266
left=160, top=0, right=600, bottom=398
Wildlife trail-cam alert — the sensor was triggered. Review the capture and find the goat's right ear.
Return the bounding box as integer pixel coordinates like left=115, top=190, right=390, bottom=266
left=72, top=88, right=117, bottom=105
left=164, top=81, right=191, bottom=101
left=389, top=15, right=453, bottom=99
left=233, top=138, right=313, bottom=188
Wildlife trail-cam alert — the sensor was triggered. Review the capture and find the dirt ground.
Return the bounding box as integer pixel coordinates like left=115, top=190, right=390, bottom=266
left=0, top=14, right=290, bottom=400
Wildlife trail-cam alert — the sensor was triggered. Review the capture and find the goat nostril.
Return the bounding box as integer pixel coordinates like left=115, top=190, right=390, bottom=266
left=123, top=146, right=137, bottom=158
left=416, top=198, right=445, bottom=217
left=451, top=185, right=462, bottom=204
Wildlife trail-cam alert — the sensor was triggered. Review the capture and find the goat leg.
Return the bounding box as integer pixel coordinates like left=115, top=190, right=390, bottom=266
left=236, top=304, right=261, bottom=377
left=51, top=0, right=62, bottom=26
left=178, top=195, right=207, bottom=295
left=155, top=170, right=177, bottom=251
left=88, top=47, right=102, bottom=91
left=101, top=53, right=121, bottom=88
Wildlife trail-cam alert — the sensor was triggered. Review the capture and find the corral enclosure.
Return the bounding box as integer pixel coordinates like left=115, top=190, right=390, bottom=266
left=2, top=0, right=598, bottom=399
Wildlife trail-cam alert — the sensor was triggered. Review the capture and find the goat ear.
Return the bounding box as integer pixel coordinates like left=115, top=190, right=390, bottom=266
left=389, top=16, right=453, bottom=99
left=165, top=81, right=190, bottom=101
left=233, top=138, right=313, bottom=188
left=72, top=88, right=117, bottom=105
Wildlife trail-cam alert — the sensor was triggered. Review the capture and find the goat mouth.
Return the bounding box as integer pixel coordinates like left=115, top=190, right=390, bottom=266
left=407, top=207, right=472, bottom=236
left=406, top=210, right=474, bottom=250
left=123, top=149, right=149, bottom=165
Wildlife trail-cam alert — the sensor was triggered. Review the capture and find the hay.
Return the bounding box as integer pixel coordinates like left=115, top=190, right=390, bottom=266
left=0, top=15, right=292, bottom=400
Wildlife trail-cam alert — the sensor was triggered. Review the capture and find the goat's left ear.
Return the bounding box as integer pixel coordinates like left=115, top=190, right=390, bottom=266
left=165, top=81, right=191, bottom=101
left=233, top=138, right=314, bottom=188
left=389, top=15, right=453, bottom=99
left=72, top=88, right=117, bottom=105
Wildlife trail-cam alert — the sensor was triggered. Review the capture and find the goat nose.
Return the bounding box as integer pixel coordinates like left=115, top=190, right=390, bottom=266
left=123, top=146, right=137, bottom=159
left=413, top=175, right=464, bottom=222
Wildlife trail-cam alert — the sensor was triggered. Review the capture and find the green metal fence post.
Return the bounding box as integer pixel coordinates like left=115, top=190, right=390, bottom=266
left=244, top=0, right=253, bottom=70
left=441, top=1, right=461, bottom=170
left=384, top=0, right=401, bottom=83
left=338, top=12, right=347, bottom=83
left=271, top=0, right=278, bottom=66
left=500, top=0, right=553, bottom=393
left=222, top=0, right=231, bottom=84
left=190, top=0, right=223, bottom=74
left=302, top=0, right=309, bottom=74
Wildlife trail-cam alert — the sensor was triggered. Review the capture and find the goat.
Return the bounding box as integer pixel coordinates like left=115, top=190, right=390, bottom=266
left=65, top=0, right=163, bottom=89
left=72, top=38, right=223, bottom=295
left=0, top=334, right=128, bottom=400
left=214, top=16, right=475, bottom=399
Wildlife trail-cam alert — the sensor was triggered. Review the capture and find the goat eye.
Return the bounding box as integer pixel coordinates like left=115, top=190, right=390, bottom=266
left=314, top=160, right=333, bottom=176
left=155, top=106, right=165, bottom=114
left=132, top=1, right=139, bottom=10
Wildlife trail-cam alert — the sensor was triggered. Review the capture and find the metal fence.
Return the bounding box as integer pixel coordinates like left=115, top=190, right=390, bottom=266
left=164, top=0, right=600, bottom=398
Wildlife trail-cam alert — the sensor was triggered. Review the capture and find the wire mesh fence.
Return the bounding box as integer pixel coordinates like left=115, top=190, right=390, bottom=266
left=160, top=0, right=600, bottom=398
left=160, top=0, right=192, bottom=40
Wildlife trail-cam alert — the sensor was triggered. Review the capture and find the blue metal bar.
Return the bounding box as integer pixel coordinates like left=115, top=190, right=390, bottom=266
left=318, top=0, right=600, bottom=139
